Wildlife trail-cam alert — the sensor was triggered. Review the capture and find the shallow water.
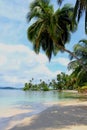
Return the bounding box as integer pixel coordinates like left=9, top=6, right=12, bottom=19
left=0, top=89, right=73, bottom=108
left=0, top=89, right=85, bottom=108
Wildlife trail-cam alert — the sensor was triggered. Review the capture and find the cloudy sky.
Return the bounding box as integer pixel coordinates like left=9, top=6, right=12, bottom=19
left=0, top=0, right=86, bottom=88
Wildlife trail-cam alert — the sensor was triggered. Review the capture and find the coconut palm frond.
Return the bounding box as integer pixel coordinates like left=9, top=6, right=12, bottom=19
left=57, top=0, right=64, bottom=5
left=27, top=20, right=43, bottom=41
left=27, top=0, right=86, bottom=68
left=85, top=8, right=87, bottom=34
left=79, top=39, right=87, bottom=44
left=68, top=38, right=87, bottom=86
left=68, top=60, right=79, bottom=70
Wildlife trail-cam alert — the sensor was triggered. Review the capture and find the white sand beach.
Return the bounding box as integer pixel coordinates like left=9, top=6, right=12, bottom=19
left=6, top=100, right=87, bottom=130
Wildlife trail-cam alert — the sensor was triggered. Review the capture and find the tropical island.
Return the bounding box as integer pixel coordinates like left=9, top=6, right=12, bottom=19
left=1, top=0, right=87, bottom=130
left=23, top=0, right=87, bottom=93
left=23, top=70, right=87, bottom=93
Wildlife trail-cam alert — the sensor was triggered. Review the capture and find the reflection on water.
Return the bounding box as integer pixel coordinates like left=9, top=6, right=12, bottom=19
left=0, top=89, right=87, bottom=108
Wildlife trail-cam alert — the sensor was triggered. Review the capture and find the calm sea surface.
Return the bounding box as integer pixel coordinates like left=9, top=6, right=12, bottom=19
left=0, top=89, right=73, bottom=108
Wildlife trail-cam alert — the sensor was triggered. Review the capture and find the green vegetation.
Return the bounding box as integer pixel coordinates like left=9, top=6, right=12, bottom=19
left=25, top=0, right=87, bottom=93
left=68, top=40, right=87, bottom=89
left=27, top=0, right=87, bottom=71
left=23, top=70, right=87, bottom=93
left=27, top=0, right=77, bottom=61
left=23, top=72, right=76, bottom=91
left=78, top=86, right=87, bottom=93
left=23, top=80, right=49, bottom=91
left=58, top=0, right=87, bottom=34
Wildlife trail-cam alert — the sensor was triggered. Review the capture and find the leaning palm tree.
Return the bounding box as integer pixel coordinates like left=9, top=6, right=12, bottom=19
left=27, top=0, right=87, bottom=71
left=69, top=39, right=87, bottom=66
left=70, top=65, right=87, bottom=87
left=68, top=39, right=87, bottom=86
left=57, top=0, right=87, bottom=34
left=27, top=0, right=73, bottom=59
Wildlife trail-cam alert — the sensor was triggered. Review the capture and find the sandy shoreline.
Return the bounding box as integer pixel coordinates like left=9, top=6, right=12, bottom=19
left=5, top=100, right=87, bottom=130
left=0, top=107, right=32, bottom=118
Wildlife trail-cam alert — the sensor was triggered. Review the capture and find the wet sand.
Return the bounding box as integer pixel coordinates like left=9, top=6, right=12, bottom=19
left=0, top=107, right=32, bottom=118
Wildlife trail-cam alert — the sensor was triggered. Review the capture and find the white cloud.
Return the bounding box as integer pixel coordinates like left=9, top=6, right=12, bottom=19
left=0, top=55, right=7, bottom=66
left=0, top=43, right=61, bottom=87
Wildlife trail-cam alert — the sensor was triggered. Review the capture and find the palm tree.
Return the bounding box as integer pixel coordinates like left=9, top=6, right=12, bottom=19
left=69, top=39, right=87, bottom=67
left=68, top=39, right=87, bottom=86
left=27, top=0, right=87, bottom=71
left=57, top=72, right=71, bottom=90
left=57, top=0, right=87, bottom=34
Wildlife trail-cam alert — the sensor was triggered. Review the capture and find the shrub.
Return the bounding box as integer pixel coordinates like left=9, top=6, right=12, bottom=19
left=78, top=86, right=87, bottom=93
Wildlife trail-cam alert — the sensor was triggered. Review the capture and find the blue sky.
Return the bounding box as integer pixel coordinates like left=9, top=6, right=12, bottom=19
left=0, top=0, right=86, bottom=87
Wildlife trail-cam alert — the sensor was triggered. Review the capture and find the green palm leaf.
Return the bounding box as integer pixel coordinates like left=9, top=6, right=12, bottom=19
left=27, top=0, right=75, bottom=60
left=57, top=0, right=87, bottom=34
left=68, top=39, right=87, bottom=86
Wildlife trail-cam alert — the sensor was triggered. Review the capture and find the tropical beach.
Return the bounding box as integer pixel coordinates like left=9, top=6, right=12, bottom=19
left=6, top=100, right=87, bottom=130
left=0, top=89, right=87, bottom=130
left=0, top=0, right=87, bottom=130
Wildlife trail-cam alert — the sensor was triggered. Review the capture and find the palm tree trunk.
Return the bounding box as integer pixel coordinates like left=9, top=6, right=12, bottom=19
left=63, top=48, right=87, bottom=71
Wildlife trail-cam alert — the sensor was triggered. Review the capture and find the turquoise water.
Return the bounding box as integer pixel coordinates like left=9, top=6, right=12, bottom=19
left=1, top=89, right=85, bottom=111
left=0, top=89, right=75, bottom=113
left=0, top=89, right=69, bottom=108
left=0, top=89, right=80, bottom=107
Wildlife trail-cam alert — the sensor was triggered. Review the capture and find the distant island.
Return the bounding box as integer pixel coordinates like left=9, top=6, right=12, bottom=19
left=0, top=87, right=22, bottom=90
